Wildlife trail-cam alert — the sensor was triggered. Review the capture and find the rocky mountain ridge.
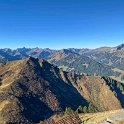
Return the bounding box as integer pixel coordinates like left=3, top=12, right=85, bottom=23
left=0, top=57, right=124, bottom=123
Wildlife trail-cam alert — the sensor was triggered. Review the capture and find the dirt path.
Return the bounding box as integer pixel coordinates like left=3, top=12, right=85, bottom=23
left=80, top=109, right=124, bottom=124
left=100, top=110, right=124, bottom=124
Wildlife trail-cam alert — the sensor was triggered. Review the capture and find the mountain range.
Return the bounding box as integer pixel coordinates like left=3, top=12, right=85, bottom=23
left=1, top=44, right=124, bottom=82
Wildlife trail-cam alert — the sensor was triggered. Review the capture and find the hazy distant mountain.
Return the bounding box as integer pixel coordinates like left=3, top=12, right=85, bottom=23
left=0, top=47, right=56, bottom=61
left=83, top=44, right=124, bottom=71
left=0, top=58, right=124, bottom=123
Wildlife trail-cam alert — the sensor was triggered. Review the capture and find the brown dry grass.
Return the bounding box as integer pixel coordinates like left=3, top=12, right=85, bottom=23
left=118, top=119, right=124, bottom=124
left=0, top=100, right=10, bottom=111
left=0, top=59, right=28, bottom=90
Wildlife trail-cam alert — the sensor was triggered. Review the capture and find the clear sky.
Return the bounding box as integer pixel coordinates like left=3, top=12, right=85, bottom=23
left=0, top=0, right=124, bottom=49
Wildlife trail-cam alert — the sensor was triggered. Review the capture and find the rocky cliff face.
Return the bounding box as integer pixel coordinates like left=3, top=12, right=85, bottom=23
left=0, top=58, right=123, bottom=123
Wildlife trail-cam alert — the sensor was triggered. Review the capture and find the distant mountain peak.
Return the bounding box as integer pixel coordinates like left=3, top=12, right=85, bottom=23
left=116, top=43, right=124, bottom=50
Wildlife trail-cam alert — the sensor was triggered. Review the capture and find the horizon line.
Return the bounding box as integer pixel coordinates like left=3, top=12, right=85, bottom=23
left=0, top=43, right=123, bottom=50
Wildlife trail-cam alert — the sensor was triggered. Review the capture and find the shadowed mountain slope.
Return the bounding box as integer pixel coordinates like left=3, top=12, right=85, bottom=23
left=0, top=58, right=124, bottom=123
left=0, top=58, right=87, bottom=123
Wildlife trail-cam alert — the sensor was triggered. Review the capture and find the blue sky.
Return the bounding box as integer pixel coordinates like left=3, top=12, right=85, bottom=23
left=0, top=0, right=124, bottom=49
